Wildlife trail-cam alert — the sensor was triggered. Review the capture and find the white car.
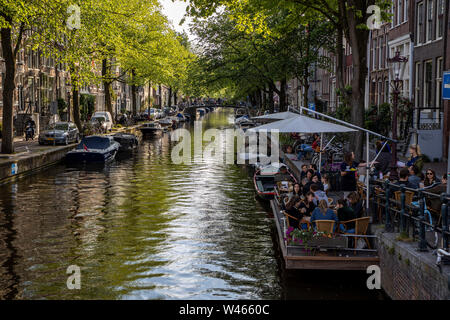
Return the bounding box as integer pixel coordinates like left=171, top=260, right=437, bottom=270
left=91, top=111, right=113, bottom=132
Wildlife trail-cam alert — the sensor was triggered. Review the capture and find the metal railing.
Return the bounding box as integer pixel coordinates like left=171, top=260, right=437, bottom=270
left=370, top=180, right=449, bottom=261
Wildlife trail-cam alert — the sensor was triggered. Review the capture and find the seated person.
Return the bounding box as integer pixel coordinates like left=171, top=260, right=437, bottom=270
left=347, top=192, right=364, bottom=218
left=310, top=200, right=339, bottom=231
left=284, top=196, right=304, bottom=229
left=309, top=164, right=321, bottom=180
left=297, top=133, right=320, bottom=160
left=275, top=165, right=294, bottom=182
left=299, top=192, right=316, bottom=217
left=424, top=169, right=441, bottom=187
left=310, top=183, right=328, bottom=205
left=407, top=165, right=421, bottom=189
left=321, top=174, right=330, bottom=194
left=289, top=183, right=302, bottom=198
left=300, top=164, right=308, bottom=180
left=336, top=199, right=356, bottom=233
left=391, top=168, right=415, bottom=191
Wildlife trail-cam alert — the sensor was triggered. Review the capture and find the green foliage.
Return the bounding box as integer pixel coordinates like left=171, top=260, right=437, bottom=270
left=80, top=94, right=95, bottom=121
left=364, top=103, right=392, bottom=137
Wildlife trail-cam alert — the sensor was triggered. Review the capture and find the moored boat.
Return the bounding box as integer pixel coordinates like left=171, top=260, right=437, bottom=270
left=140, top=122, right=163, bottom=135
left=66, top=136, right=120, bottom=163
left=113, top=133, right=139, bottom=152
left=253, top=163, right=297, bottom=200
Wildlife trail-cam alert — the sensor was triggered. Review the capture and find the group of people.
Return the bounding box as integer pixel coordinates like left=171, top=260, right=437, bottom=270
left=281, top=161, right=364, bottom=233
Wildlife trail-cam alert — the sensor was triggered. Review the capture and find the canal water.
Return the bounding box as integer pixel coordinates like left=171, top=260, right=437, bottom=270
left=0, top=110, right=383, bottom=300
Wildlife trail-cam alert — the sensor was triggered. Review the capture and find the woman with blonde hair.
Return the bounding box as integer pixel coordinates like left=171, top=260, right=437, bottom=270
left=310, top=199, right=338, bottom=231
left=406, top=144, right=423, bottom=172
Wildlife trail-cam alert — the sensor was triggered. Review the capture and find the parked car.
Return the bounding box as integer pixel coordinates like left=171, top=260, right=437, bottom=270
left=91, top=111, right=113, bottom=132
left=39, top=122, right=80, bottom=145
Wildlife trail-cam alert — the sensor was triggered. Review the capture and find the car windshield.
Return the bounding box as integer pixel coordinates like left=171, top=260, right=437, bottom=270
left=52, top=124, right=69, bottom=131
left=92, top=117, right=106, bottom=122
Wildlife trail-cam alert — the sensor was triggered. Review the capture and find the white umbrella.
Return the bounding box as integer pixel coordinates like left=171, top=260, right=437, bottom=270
left=251, top=111, right=299, bottom=121
left=248, top=115, right=357, bottom=133
left=249, top=115, right=356, bottom=172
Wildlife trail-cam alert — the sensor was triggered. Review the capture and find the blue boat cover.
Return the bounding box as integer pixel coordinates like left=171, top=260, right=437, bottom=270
left=76, top=136, right=111, bottom=150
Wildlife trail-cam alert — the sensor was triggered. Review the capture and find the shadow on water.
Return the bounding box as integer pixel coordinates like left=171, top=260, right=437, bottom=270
left=0, top=110, right=384, bottom=300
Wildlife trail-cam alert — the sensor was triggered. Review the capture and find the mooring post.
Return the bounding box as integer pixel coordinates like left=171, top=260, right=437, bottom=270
left=441, top=194, right=448, bottom=250
left=400, top=185, right=406, bottom=233
left=385, top=180, right=391, bottom=232
left=418, top=190, right=428, bottom=252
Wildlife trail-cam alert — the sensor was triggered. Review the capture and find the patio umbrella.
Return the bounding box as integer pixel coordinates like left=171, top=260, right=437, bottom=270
left=251, top=111, right=299, bottom=121
left=248, top=115, right=357, bottom=173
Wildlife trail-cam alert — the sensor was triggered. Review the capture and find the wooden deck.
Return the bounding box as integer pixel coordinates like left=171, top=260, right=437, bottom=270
left=271, top=200, right=380, bottom=271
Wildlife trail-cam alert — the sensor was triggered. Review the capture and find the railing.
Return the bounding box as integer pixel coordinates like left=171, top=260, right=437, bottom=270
left=370, top=180, right=449, bottom=263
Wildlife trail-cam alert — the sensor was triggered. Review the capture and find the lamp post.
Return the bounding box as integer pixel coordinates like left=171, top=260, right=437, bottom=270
left=387, top=51, right=408, bottom=180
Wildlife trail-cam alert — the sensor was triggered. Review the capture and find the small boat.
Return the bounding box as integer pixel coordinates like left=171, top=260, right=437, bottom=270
left=176, top=113, right=186, bottom=122
left=158, top=118, right=173, bottom=128
left=238, top=120, right=256, bottom=132
left=140, top=122, right=163, bottom=135
left=197, top=108, right=206, bottom=116
left=113, top=133, right=139, bottom=152
left=235, top=115, right=250, bottom=125
left=66, top=136, right=120, bottom=163
left=253, top=163, right=297, bottom=200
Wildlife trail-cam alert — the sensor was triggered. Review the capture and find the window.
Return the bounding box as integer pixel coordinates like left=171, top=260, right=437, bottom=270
left=398, top=0, right=403, bottom=24
left=424, top=60, right=433, bottom=109
left=426, top=0, right=434, bottom=42
left=404, top=0, right=409, bottom=22
left=415, top=62, right=421, bottom=108
left=436, top=0, right=444, bottom=38
left=436, top=57, right=443, bottom=111
left=373, top=38, right=377, bottom=70
left=417, top=2, right=424, bottom=44
left=379, top=37, right=383, bottom=69
left=385, top=79, right=390, bottom=102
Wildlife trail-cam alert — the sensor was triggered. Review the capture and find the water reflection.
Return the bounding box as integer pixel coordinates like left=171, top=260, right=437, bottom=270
left=0, top=110, right=380, bottom=300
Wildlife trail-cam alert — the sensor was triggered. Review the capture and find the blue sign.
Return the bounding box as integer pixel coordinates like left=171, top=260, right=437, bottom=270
left=308, top=102, right=316, bottom=111
left=443, top=71, right=450, bottom=100
left=11, top=163, right=18, bottom=175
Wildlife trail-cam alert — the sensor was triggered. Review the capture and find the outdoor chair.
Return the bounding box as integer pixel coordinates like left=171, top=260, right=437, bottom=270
left=339, top=217, right=371, bottom=249
left=394, top=190, right=414, bottom=223
left=315, top=220, right=335, bottom=233
left=282, top=211, right=311, bottom=230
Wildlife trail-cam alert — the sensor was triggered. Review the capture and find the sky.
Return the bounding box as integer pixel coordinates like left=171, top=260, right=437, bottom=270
left=160, top=0, right=194, bottom=40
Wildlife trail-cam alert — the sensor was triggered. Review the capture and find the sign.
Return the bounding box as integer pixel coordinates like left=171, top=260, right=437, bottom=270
left=11, top=163, right=18, bottom=175
left=308, top=102, right=316, bottom=111
left=443, top=71, right=450, bottom=100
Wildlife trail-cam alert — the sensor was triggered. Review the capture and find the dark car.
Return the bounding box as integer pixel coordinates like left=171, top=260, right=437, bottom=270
left=39, top=122, right=80, bottom=145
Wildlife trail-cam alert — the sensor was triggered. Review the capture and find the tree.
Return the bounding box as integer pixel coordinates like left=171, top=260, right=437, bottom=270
left=188, top=0, right=391, bottom=158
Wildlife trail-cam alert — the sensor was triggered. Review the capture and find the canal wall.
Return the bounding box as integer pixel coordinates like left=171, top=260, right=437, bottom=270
left=0, top=125, right=142, bottom=185
left=281, top=150, right=450, bottom=300
left=0, top=144, right=76, bottom=185
left=376, top=228, right=450, bottom=300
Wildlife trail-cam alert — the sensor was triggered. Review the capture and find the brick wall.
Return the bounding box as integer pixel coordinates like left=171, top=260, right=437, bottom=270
left=377, top=230, right=450, bottom=300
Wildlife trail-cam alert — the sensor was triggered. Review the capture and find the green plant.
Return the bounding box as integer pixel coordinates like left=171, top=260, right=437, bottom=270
left=285, top=227, right=330, bottom=252
left=80, top=94, right=96, bottom=121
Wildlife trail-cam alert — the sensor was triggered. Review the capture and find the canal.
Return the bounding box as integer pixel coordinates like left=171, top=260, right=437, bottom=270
left=0, top=109, right=383, bottom=299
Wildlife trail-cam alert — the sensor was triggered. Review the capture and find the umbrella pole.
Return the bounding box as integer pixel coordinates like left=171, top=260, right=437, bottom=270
left=366, top=132, right=370, bottom=211
left=319, top=133, right=323, bottom=173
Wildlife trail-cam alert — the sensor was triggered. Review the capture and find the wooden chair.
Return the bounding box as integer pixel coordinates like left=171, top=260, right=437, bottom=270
left=327, top=198, right=334, bottom=206
left=315, top=220, right=335, bottom=233
left=374, top=187, right=385, bottom=223
left=339, top=217, right=371, bottom=249
left=394, top=190, right=414, bottom=222
left=282, top=211, right=311, bottom=230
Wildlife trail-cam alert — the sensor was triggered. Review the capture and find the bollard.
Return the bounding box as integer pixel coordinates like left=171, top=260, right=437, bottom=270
left=384, top=180, right=391, bottom=231
left=441, top=194, right=448, bottom=250
left=400, top=185, right=406, bottom=233
left=418, top=191, right=428, bottom=252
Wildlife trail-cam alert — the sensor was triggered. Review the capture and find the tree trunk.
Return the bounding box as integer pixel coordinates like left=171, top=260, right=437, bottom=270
left=1, top=26, right=15, bottom=154
left=279, top=78, right=287, bottom=112
left=303, top=76, right=310, bottom=112
left=72, top=87, right=82, bottom=132
left=168, top=87, right=173, bottom=107
left=347, top=1, right=371, bottom=160
left=102, top=58, right=114, bottom=122
left=174, top=90, right=178, bottom=106
left=336, top=26, right=345, bottom=93
left=268, top=83, right=274, bottom=113
left=131, top=70, right=137, bottom=116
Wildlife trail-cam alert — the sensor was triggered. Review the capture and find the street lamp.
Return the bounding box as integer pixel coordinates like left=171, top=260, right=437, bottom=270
left=387, top=51, right=408, bottom=180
